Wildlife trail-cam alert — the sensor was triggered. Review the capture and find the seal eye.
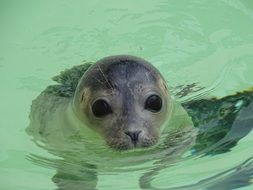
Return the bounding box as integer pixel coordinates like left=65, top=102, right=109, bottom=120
left=145, top=95, right=162, bottom=113
left=92, top=99, right=112, bottom=117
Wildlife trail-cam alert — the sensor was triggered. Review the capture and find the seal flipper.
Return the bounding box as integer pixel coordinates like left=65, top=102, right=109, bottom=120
left=182, top=90, right=253, bottom=155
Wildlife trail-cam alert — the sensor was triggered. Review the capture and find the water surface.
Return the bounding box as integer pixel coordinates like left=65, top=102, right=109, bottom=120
left=1, top=0, right=253, bottom=189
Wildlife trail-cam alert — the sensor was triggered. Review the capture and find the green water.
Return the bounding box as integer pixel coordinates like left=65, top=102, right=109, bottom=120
left=1, top=0, right=253, bottom=189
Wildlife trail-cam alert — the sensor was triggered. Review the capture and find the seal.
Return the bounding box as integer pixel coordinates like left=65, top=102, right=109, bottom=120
left=27, top=55, right=253, bottom=190
left=72, top=55, right=174, bottom=150
left=27, top=55, right=195, bottom=151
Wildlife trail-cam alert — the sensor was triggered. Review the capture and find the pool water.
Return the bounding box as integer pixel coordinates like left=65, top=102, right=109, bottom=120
left=1, top=0, right=253, bottom=189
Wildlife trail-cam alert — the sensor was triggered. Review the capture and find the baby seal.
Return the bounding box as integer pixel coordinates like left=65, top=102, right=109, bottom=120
left=72, top=55, right=172, bottom=150
left=27, top=55, right=195, bottom=151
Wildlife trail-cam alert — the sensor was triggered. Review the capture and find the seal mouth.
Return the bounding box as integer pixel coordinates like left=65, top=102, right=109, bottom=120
left=106, top=137, right=158, bottom=151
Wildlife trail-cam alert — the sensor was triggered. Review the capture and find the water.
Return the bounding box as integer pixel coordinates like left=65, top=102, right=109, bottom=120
left=1, top=0, right=253, bottom=189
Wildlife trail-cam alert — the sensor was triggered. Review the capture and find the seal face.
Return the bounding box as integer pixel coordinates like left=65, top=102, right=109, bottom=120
left=72, top=55, right=171, bottom=150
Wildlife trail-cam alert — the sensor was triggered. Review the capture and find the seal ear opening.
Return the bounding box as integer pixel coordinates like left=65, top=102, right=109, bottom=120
left=81, top=93, right=85, bottom=102
left=156, top=77, right=169, bottom=95
left=163, top=80, right=169, bottom=91
left=76, top=90, right=88, bottom=112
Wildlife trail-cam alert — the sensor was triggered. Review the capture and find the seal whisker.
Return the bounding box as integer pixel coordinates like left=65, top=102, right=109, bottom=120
left=92, top=76, right=105, bottom=86
left=97, top=65, right=114, bottom=91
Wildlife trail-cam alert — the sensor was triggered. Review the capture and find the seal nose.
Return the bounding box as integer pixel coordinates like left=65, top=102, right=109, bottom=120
left=125, top=130, right=141, bottom=144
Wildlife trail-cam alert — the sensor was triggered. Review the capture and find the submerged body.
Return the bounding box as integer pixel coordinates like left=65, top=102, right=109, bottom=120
left=27, top=55, right=196, bottom=152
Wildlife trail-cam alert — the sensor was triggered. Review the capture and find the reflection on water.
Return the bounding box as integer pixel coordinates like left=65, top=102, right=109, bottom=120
left=140, top=156, right=253, bottom=190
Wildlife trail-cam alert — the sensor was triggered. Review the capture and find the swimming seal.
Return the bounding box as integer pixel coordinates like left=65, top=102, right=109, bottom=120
left=27, top=55, right=253, bottom=190
left=27, top=55, right=195, bottom=151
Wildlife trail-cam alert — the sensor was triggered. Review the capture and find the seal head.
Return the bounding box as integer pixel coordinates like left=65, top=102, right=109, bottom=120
left=72, top=55, right=171, bottom=150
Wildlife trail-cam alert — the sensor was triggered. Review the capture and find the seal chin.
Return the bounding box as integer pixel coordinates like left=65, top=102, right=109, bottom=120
left=106, top=137, right=158, bottom=151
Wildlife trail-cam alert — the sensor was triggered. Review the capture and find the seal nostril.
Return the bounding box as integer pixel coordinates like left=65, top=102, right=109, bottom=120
left=124, top=130, right=141, bottom=144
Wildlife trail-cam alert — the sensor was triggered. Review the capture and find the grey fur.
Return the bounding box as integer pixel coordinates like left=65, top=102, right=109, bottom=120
left=72, top=55, right=172, bottom=150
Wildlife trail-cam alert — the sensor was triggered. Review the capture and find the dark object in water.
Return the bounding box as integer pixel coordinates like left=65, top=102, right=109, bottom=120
left=183, top=89, right=253, bottom=155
